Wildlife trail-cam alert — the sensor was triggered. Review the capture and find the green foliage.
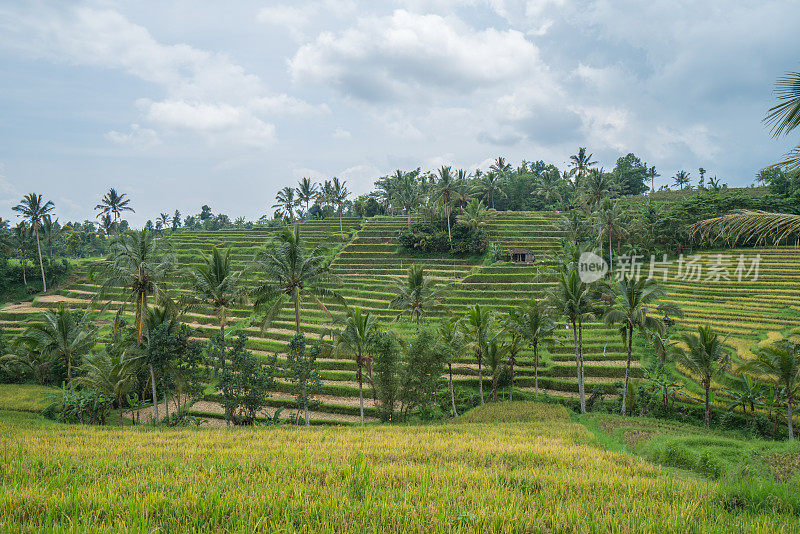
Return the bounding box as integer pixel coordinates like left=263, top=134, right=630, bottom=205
left=216, top=332, right=277, bottom=425
left=42, top=385, right=112, bottom=425
left=400, top=330, right=446, bottom=417
left=397, top=219, right=488, bottom=255
left=285, top=333, right=322, bottom=425
left=370, top=331, right=402, bottom=422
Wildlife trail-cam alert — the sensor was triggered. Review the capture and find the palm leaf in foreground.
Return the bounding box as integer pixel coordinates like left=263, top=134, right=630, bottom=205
left=691, top=210, right=800, bottom=245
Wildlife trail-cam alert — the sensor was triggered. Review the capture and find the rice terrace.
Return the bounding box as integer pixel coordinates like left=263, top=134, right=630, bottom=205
left=2, top=3, right=800, bottom=533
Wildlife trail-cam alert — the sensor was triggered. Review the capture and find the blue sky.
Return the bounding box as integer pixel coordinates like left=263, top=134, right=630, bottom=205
left=1, top=0, right=798, bottom=226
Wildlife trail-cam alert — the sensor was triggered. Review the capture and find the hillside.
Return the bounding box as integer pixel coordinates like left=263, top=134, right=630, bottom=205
left=2, top=212, right=800, bottom=422
left=0, top=402, right=797, bottom=531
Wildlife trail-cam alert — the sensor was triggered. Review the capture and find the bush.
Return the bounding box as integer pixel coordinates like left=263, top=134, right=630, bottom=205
left=397, top=219, right=488, bottom=255
left=216, top=333, right=277, bottom=425
left=371, top=332, right=402, bottom=422
left=42, top=386, right=113, bottom=425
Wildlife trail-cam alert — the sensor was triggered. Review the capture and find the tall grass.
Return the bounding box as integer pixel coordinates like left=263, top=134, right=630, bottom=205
left=0, top=410, right=797, bottom=532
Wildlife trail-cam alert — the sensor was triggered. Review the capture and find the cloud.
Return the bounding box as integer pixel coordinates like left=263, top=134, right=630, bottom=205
left=332, top=127, right=351, bottom=139
left=105, top=124, right=160, bottom=149
left=257, top=1, right=356, bottom=41
left=289, top=9, right=544, bottom=102
left=0, top=5, right=322, bottom=148
left=0, top=163, right=20, bottom=209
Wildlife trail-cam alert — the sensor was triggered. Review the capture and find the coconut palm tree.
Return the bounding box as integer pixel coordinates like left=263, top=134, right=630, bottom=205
left=548, top=268, right=597, bottom=413
left=334, top=306, right=379, bottom=426
left=691, top=210, right=800, bottom=245
left=72, top=349, right=141, bottom=426
left=597, top=199, right=624, bottom=270
left=392, top=173, right=422, bottom=227
left=602, top=276, right=680, bottom=415
left=10, top=222, right=30, bottom=285
left=648, top=166, right=660, bottom=195
left=742, top=339, right=800, bottom=440
left=722, top=374, right=765, bottom=425
left=95, top=188, right=134, bottom=224
left=582, top=167, right=615, bottom=211
left=433, top=166, right=466, bottom=246
left=40, top=215, right=60, bottom=263
left=13, top=193, right=55, bottom=292
left=474, top=172, right=506, bottom=209
left=99, top=214, right=114, bottom=236
left=764, top=70, right=800, bottom=171
left=462, top=304, right=495, bottom=405
left=456, top=199, right=491, bottom=233
left=93, top=229, right=176, bottom=344
left=330, top=177, right=350, bottom=238
left=251, top=225, right=343, bottom=335
left=273, top=187, right=297, bottom=222
left=184, top=247, right=247, bottom=349
left=534, top=172, right=563, bottom=208
left=485, top=336, right=508, bottom=402
left=296, top=177, right=319, bottom=213
left=389, top=264, right=445, bottom=332
left=437, top=317, right=465, bottom=416
left=15, top=304, right=98, bottom=381
left=672, top=170, right=691, bottom=190
left=568, top=147, right=597, bottom=185
left=677, top=325, right=732, bottom=428
left=506, top=299, right=556, bottom=400
left=489, top=156, right=512, bottom=176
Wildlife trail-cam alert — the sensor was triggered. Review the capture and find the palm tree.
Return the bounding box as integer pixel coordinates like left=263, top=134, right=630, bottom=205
left=548, top=268, right=596, bottom=413
left=72, top=350, right=141, bottom=426
left=691, top=210, right=800, bottom=245
left=95, top=188, right=134, bottom=224
left=13, top=193, right=55, bottom=292
left=462, top=304, right=495, bottom=405
left=330, top=177, right=350, bottom=238
left=568, top=147, right=597, bottom=186
left=433, top=166, right=466, bottom=246
left=677, top=325, right=732, bottom=428
left=273, top=187, right=297, bottom=222
left=437, top=317, right=465, bottom=416
left=722, top=374, right=764, bottom=425
left=184, top=247, right=247, bottom=348
left=474, top=172, right=506, bottom=209
left=764, top=70, right=800, bottom=171
left=456, top=199, right=491, bottom=233
left=296, top=177, right=319, bottom=213
left=99, top=214, right=114, bottom=236
left=392, top=172, right=422, bottom=227
left=251, top=225, right=343, bottom=335
left=10, top=222, right=30, bottom=285
left=15, top=305, right=98, bottom=381
left=485, top=337, right=508, bottom=402
left=334, top=306, right=379, bottom=426
left=534, top=172, right=563, bottom=208
left=597, top=199, right=624, bottom=270
left=648, top=166, right=660, bottom=195
left=172, top=210, right=181, bottom=229
left=506, top=299, right=556, bottom=400
left=158, top=213, right=170, bottom=231
left=93, top=229, right=176, bottom=344
left=602, top=276, right=679, bottom=415
left=743, top=339, right=800, bottom=439
left=672, top=170, right=691, bottom=190
left=582, top=168, right=615, bottom=211
left=40, top=215, right=60, bottom=263
left=389, top=264, right=445, bottom=332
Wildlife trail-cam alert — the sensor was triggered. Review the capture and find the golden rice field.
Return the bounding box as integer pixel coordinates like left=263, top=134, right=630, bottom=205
left=1, top=405, right=798, bottom=532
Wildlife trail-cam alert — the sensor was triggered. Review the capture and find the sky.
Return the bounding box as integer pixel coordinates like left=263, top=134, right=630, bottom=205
left=1, top=0, right=798, bottom=227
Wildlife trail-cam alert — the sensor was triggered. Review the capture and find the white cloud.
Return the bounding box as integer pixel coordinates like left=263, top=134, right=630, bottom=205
left=0, top=5, right=323, bottom=149
left=332, top=127, right=351, bottom=139
left=105, top=124, right=160, bottom=149
left=257, top=1, right=357, bottom=41
left=289, top=9, right=544, bottom=101
left=0, top=163, right=20, bottom=209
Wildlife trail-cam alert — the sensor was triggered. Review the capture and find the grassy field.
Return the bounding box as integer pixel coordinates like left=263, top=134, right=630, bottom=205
left=1, top=400, right=798, bottom=532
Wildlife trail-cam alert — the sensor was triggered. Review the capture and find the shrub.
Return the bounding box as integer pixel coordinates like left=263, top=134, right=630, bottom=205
left=216, top=333, right=277, bottom=425
left=397, top=219, right=488, bottom=255
left=371, top=331, right=401, bottom=422
left=42, top=386, right=113, bottom=425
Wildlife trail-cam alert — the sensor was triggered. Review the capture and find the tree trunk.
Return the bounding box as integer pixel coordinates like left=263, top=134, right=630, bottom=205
left=294, top=288, right=301, bottom=335
left=20, top=252, right=27, bottom=285
left=415, top=314, right=420, bottom=333
left=164, top=389, right=170, bottom=421
left=449, top=363, right=457, bottom=417
left=477, top=353, right=484, bottom=405
left=219, top=322, right=226, bottom=369
left=119, top=405, right=124, bottom=427
left=788, top=391, right=794, bottom=441
left=509, top=359, right=515, bottom=402
left=575, top=318, right=586, bottom=414
left=36, top=232, right=46, bottom=292
left=339, top=208, right=344, bottom=239
left=704, top=382, right=710, bottom=429
left=149, top=363, right=159, bottom=424
left=533, top=340, right=539, bottom=400
left=621, top=327, right=632, bottom=416
left=358, top=357, right=364, bottom=426
left=446, top=202, right=452, bottom=248
left=609, top=233, right=613, bottom=272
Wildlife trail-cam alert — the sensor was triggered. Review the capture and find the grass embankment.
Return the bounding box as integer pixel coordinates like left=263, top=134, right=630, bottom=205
left=0, top=399, right=798, bottom=531
left=0, top=384, right=53, bottom=412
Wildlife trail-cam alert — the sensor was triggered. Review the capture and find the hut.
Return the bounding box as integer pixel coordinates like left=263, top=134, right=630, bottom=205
left=508, top=247, right=535, bottom=263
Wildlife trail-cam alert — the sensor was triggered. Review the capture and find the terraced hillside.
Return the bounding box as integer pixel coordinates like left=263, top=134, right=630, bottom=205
left=4, top=213, right=799, bottom=423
